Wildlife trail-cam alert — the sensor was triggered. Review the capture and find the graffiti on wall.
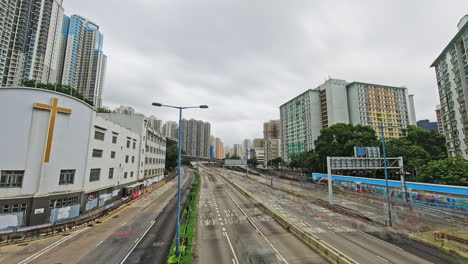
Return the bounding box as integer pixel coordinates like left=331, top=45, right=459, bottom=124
left=311, top=173, right=468, bottom=210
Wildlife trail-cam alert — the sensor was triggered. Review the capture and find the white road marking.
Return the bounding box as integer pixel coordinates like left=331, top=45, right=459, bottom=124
left=225, top=189, right=289, bottom=264
left=377, top=255, right=390, bottom=262
left=119, top=219, right=157, bottom=264
left=96, top=240, right=104, bottom=246
left=222, top=227, right=226, bottom=231
left=223, top=232, right=240, bottom=264
left=18, top=227, right=90, bottom=264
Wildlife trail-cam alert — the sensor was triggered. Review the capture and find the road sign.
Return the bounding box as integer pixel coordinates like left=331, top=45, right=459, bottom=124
left=354, top=147, right=380, bottom=158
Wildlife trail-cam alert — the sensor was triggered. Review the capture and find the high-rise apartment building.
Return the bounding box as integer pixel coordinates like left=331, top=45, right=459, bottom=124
left=0, top=0, right=65, bottom=86
left=242, top=139, right=251, bottom=160
left=61, top=15, right=107, bottom=107
left=162, top=121, right=178, bottom=140
left=417, top=119, right=439, bottom=133
left=430, top=15, right=468, bottom=158
left=280, top=78, right=416, bottom=161
left=224, top=145, right=232, bottom=158
left=148, top=116, right=162, bottom=133
left=114, top=105, right=135, bottom=115
left=435, top=105, right=444, bottom=134
left=263, top=120, right=282, bottom=166
left=181, top=119, right=211, bottom=158
left=264, top=138, right=281, bottom=167
left=214, top=138, right=225, bottom=159
left=233, top=144, right=243, bottom=158
left=263, top=120, right=281, bottom=139
left=252, top=138, right=265, bottom=165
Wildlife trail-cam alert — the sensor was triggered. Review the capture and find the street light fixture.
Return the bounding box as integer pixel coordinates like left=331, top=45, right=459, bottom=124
left=152, top=102, right=208, bottom=256
left=379, top=119, right=393, bottom=227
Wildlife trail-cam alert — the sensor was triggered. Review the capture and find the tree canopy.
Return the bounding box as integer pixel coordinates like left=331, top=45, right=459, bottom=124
left=315, top=123, right=378, bottom=159
left=267, top=157, right=284, bottom=168
left=23, top=80, right=94, bottom=106
left=385, top=126, right=447, bottom=176
left=386, top=138, right=431, bottom=176
left=402, top=126, right=447, bottom=160
left=247, top=157, right=259, bottom=167
left=416, top=158, right=468, bottom=186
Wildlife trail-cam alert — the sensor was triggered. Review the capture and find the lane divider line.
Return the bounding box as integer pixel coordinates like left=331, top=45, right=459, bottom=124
left=223, top=231, right=240, bottom=264
left=119, top=219, right=156, bottom=264
left=224, top=189, right=289, bottom=264
left=18, top=227, right=90, bottom=264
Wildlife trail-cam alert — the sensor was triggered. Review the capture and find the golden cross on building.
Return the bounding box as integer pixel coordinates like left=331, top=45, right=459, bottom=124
left=33, top=98, right=72, bottom=163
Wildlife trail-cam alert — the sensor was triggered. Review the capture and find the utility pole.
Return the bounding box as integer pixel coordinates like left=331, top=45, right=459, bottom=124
left=380, top=124, right=393, bottom=227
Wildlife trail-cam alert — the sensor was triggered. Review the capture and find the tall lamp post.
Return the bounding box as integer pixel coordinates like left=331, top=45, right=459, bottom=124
left=152, top=102, right=208, bottom=256
left=379, top=121, right=393, bottom=227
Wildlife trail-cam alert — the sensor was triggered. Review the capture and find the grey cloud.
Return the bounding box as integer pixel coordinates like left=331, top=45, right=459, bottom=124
left=64, top=0, right=468, bottom=145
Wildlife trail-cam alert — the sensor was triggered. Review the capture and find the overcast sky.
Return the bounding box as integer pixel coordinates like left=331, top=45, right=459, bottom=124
left=64, top=0, right=468, bottom=146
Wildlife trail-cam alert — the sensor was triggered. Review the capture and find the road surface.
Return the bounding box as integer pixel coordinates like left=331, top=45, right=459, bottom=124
left=193, top=168, right=327, bottom=264
left=0, top=168, right=193, bottom=264
left=209, top=166, right=464, bottom=264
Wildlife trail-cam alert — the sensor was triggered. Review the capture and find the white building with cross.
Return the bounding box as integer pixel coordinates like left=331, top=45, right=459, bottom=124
left=0, top=87, right=166, bottom=230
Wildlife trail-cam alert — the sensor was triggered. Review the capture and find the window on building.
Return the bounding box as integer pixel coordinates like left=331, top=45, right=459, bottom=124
left=131, top=171, right=134, bottom=177
left=112, top=134, right=118, bottom=144
left=2, top=203, right=27, bottom=213
left=0, top=170, right=24, bottom=188
left=109, top=168, right=114, bottom=179
left=132, top=156, right=135, bottom=163
left=127, top=139, right=131, bottom=148
left=125, top=155, right=129, bottom=163
left=133, top=141, right=136, bottom=149
left=111, top=151, right=116, bottom=158
left=124, top=172, right=128, bottom=179
left=89, top=169, right=100, bottom=182
left=49, top=197, right=78, bottom=208
left=59, top=169, right=75, bottom=185
left=92, top=149, right=103, bottom=158
left=94, top=130, right=105, bottom=141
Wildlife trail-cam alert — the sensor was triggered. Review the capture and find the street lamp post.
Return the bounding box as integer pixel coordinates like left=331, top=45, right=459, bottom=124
left=152, top=102, right=208, bottom=256
left=380, top=124, right=393, bottom=227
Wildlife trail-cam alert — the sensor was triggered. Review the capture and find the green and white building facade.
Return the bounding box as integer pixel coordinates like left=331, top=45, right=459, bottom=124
left=280, top=79, right=416, bottom=161
left=431, top=15, right=468, bottom=159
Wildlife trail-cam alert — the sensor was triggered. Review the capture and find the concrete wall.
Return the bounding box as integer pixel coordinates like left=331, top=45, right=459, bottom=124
left=0, top=87, right=93, bottom=198
left=320, top=79, right=349, bottom=125
left=84, top=116, right=140, bottom=193
left=307, top=90, right=323, bottom=149
left=346, top=83, right=361, bottom=125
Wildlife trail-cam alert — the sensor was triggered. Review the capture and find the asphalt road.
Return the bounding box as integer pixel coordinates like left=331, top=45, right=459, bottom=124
left=121, top=170, right=195, bottom=264
left=212, top=166, right=465, bottom=264
left=0, top=168, right=193, bottom=264
left=193, top=168, right=327, bottom=264
left=246, top=169, right=468, bottom=232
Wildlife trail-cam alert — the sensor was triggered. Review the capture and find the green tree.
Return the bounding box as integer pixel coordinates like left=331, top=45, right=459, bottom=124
left=267, top=157, right=284, bottom=168
left=402, top=126, right=447, bottom=160
left=247, top=157, right=259, bottom=167
left=289, top=151, right=320, bottom=171
left=22, top=80, right=94, bottom=106
left=416, top=158, right=468, bottom=186
left=97, top=107, right=112, bottom=113
left=386, top=138, right=430, bottom=176
left=165, top=143, right=178, bottom=172
left=314, top=123, right=378, bottom=167
left=229, top=155, right=241, bottom=160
